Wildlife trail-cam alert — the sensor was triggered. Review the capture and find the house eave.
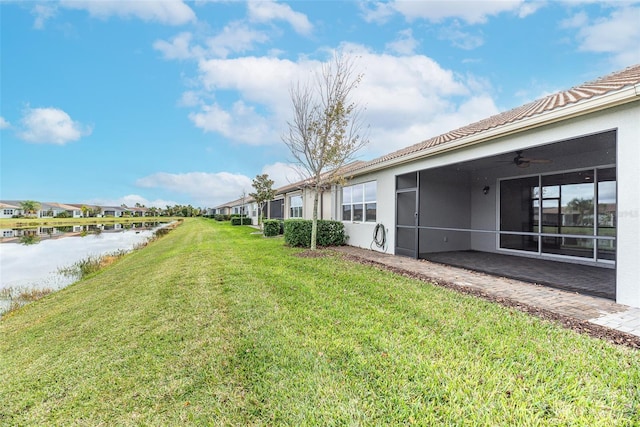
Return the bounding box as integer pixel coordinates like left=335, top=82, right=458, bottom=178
left=352, top=83, right=640, bottom=177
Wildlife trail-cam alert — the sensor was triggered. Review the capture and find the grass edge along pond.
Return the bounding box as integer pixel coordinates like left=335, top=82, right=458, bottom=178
left=1, top=218, right=638, bottom=425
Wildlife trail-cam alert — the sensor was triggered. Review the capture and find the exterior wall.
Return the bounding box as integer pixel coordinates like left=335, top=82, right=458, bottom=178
left=303, top=189, right=315, bottom=220
left=0, top=208, right=21, bottom=218
left=615, top=103, right=640, bottom=307
left=418, top=168, right=471, bottom=253
left=341, top=171, right=386, bottom=250
left=284, top=190, right=303, bottom=219
left=342, top=101, right=640, bottom=307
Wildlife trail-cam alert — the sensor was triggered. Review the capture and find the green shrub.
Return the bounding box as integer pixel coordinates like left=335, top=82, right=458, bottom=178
left=230, top=217, right=252, bottom=226
left=214, top=214, right=230, bottom=221
left=263, top=219, right=283, bottom=237
left=283, top=219, right=346, bottom=248
left=55, top=211, right=71, bottom=218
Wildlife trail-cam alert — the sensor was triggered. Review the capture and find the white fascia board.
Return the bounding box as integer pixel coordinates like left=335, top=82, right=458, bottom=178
left=354, top=84, right=640, bottom=176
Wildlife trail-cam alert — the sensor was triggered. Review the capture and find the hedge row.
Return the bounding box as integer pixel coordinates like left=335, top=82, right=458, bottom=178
left=283, top=219, right=346, bottom=248
left=230, top=217, right=253, bottom=226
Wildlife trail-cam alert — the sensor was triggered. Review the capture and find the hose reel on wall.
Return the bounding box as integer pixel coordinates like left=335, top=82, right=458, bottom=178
left=372, top=223, right=387, bottom=252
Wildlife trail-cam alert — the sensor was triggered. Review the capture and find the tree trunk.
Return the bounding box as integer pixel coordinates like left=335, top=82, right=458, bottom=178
left=311, top=187, right=319, bottom=250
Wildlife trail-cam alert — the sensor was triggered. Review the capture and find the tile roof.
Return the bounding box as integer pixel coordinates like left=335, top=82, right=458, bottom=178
left=274, top=160, right=367, bottom=194
left=352, top=64, right=640, bottom=172
left=42, top=202, right=81, bottom=210
left=0, top=201, right=21, bottom=209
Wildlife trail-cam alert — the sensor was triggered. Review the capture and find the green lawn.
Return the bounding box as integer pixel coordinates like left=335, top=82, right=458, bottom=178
left=1, top=219, right=638, bottom=425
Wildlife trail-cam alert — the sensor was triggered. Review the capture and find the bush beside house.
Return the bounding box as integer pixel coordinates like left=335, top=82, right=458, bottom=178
left=284, top=219, right=346, bottom=248
left=263, top=220, right=284, bottom=237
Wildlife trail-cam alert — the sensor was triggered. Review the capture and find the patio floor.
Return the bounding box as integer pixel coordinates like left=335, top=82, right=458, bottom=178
left=421, top=250, right=616, bottom=300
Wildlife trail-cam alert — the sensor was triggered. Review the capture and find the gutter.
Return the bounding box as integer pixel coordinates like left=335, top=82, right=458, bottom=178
left=352, top=84, right=640, bottom=177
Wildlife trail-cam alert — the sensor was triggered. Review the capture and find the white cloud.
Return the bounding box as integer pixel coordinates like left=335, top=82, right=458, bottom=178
left=560, top=11, right=589, bottom=29
left=379, top=0, right=532, bottom=24
left=439, top=21, right=484, bottom=50
left=386, top=29, right=419, bottom=55
left=31, top=4, right=57, bottom=29
left=188, top=101, right=273, bottom=145
left=247, top=0, right=313, bottom=35
left=517, top=1, right=544, bottom=18
left=154, top=23, right=270, bottom=61
left=0, top=116, right=10, bottom=129
left=59, top=0, right=196, bottom=25
left=178, top=90, right=202, bottom=107
left=184, top=48, right=496, bottom=156
left=17, top=107, right=92, bottom=145
left=573, top=6, right=640, bottom=66
left=204, top=22, right=269, bottom=58
left=360, top=2, right=397, bottom=24
left=153, top=32, right=202, bottom=60
left=261, top=162, right=304, bottom=188
left=136, top=171, right=253, bottom=207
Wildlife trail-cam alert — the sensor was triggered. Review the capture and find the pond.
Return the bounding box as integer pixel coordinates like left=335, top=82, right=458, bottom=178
left=0, top=221, right=171, bottom=313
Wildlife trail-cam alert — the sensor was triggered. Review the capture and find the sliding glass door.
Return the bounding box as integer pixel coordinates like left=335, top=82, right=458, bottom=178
left=499, top=167, right=616, bottom=262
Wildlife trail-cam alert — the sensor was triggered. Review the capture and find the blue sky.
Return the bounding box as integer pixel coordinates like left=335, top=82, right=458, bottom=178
left=1, top=1, right=639, bottom=209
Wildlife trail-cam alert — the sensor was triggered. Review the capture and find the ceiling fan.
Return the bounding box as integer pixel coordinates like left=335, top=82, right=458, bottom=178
left=509, top=150, right=552, bottom=168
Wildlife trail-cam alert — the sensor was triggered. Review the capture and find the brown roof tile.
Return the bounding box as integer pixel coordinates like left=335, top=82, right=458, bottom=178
left=353, top=64, right=640, bottom=172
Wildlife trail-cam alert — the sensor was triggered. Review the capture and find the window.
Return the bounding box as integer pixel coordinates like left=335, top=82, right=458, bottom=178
left=290, top=195, right=303, bottom=218
left=3, top=209, right=13, bottom=215
left=342, top=181, right=377, bottom=222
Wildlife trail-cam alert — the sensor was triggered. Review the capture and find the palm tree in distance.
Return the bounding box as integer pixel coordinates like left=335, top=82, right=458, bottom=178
left=20, top=200, right=41, bottom=218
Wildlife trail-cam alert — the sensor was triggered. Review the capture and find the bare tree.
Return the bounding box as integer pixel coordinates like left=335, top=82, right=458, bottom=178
left=283, top=52, right=369, bottom=250
left=249, top=174, right=276, bottom=230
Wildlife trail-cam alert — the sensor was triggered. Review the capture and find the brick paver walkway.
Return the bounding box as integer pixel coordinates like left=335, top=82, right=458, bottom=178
left=333, top=246, right=640, bottom=338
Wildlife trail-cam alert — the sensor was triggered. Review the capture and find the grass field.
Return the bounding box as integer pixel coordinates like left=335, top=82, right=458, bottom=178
left=1, top=218, right=638, bottom=425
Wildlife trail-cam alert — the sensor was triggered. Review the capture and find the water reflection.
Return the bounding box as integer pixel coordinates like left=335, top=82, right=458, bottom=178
left=0, top=222, right=171, bottom=311
left=1, top=222, right=165, bottom=245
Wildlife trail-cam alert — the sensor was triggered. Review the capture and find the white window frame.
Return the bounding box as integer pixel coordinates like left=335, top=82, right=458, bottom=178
left=289, top=195, right=303, bottom=218
left=342, top=181, right=377, bottom=222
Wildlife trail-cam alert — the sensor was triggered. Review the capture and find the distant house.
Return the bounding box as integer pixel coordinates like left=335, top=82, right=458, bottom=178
left=0, top=201, right=23, bottom=218
left=68, top=204, right=102, bottom=217
left=101, top=206, right=127, bottom=217
left=207, top=207, right=227, bottom=216
left=213, top=202, right=233, bottom=217
left=39, top=202, right=82, bottom=218
left=128, top=207, right=149, bottom=217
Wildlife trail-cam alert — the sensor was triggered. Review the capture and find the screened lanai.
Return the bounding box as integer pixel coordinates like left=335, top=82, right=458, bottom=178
left=395, top=130, right=617, bottom=298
